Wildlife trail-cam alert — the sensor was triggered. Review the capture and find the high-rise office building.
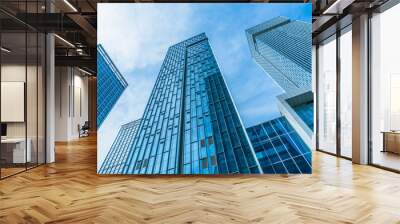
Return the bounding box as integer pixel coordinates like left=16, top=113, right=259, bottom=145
left=246, top=17, right=314, bottom=149
left=99, top=119, right=141, bottom=174
left=120, top=33, right=262, bottom=175
left=246, top=16, right=312, bottom=95
left=246, top=117, right=311, bottom=174
left=97, top=44, right=128, bottom=128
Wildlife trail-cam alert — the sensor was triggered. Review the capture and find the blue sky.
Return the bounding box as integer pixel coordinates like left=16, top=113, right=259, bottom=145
left=97, top=3, right=311, bottom=167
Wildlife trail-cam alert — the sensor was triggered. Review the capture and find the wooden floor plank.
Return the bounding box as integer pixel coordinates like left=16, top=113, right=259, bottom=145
left=0, top=135, right=399, bottom=223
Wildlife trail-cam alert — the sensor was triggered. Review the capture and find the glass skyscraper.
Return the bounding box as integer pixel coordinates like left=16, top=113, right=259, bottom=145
left=118, top=33, right=262, bottom=175
left=246, top=17, right=314, bottom=150
left=246, top=117, right=312, bottom=174
left=246, top=16, right=312, bottom=95
left=99, top=119, right=141, bottom=174
left=97, top=44, right=128, bottom=128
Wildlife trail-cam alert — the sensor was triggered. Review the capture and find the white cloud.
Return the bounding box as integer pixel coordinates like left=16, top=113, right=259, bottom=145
left=98, top=4, right=195, bottom=73
left=212, top=33, right=246, bottom=75
left=241, top=105, right=281, bottom=127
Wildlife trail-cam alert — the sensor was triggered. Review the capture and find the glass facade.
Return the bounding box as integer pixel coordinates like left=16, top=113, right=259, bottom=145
left=370, top=4, right=400, bottom=171
left=117, top=33, right=261, bottom=175
left=0, top=1, right=47, bottom=179
left=339, top=27, right=352, bottom=158
left=316, top=26, right=352, bottom=158
left=206, top=74, right=261, bottom=174
left=293, top=101, right=314, bottom=131
left=246, top=16, right=312, bottom=95
left=314, top=1, right=400, bottom=172
left=97, top=44, right=128, bottom=128
left=247, top=117, right=312, bottom=174
left=246, top=16, right=313, bottom=150
left=99, top=119, right=141, bottom=174
left=317, top=35, right=337, bottom=155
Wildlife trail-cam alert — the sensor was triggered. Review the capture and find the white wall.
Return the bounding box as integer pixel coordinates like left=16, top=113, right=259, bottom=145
left=1, top=65, right=27, bottom=140
left=1, top=63, right=46, bottom=163
left=1, top=82, right=25, bottom=122
left=1, top=65, right=26, bottom=137
left=55, top=67, right=67, bottom=141
left=1, top=65, right=40, bottom=137
left=55, top=67, right=89, bottom=141
left=71, top=72, right=89, bottom=138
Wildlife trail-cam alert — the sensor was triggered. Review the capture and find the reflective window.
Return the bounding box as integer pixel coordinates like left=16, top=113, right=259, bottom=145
left=98, top=120, right=141, bottom=174
left=246, top=117, right=312, bottom=174
left=97, top=45, right=128, bottom=128
left=339, top=27, right=352, bottom=158
left=317, top=35, right=337, bottom=154
left=370, top=4, right=400, bottom=171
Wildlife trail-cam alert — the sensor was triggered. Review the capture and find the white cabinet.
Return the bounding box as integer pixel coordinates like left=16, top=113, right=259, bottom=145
left=1, top=138, right=32, bottom=163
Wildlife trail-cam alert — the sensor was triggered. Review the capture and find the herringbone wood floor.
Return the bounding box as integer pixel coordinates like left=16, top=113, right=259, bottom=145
left=1, top=135, right=400, bottom=224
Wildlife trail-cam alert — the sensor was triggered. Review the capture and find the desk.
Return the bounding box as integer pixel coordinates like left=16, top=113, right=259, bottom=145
left=1, top=138, right=31, bottom=163
left=382, top=131, right=400, bottom=154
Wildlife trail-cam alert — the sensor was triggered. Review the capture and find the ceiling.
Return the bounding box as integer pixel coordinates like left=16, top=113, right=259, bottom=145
left=0, top=0, right=98, bottom=73
left=312, top=0, right=391, bottom=44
